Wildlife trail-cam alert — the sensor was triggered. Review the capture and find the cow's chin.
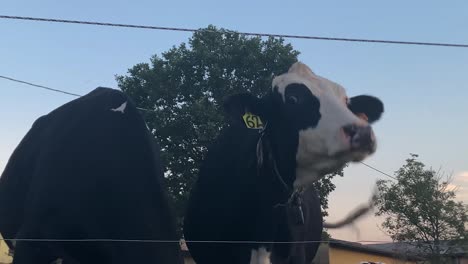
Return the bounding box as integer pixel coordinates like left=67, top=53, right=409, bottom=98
left=294, top=143, right=376, bottom=188
left=333, top=149, right=373, bottom=163
left=334, top=147, right=376, bottom=162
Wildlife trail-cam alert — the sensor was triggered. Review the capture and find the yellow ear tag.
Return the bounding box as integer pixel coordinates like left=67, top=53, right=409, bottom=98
left=242, top=112, right=264, bottom=129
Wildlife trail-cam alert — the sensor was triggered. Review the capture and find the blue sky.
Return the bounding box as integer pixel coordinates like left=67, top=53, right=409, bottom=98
left=1, top=0, right=468, bottom=242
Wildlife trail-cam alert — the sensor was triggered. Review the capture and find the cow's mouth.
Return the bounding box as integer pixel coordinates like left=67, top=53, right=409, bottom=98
left=335, top=147, right=375, bottom=163
left=318, top=145, right=375, bottom=166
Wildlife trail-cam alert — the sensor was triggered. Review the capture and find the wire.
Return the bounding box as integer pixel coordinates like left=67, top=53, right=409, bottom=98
left=0, top=238, right=391, bottom=244
left=5, top=237, right=468, bottom=255
left=1, top=15, right=468, bottom=48
left=359, top=162, right=397, bottom=180
left=0, top=75, right=81, bottom=97
left=3, top=237, right=468, bottom=255
left=0, top=75, right=155, bottom=113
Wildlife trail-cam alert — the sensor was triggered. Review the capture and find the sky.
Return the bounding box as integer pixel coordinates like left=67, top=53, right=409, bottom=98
left=1, top=0, right=468, bottom=243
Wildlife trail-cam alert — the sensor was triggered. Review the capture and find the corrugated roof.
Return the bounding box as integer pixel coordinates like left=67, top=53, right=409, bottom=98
left=329, top=239, right=425, bottom=261
left=366, top=240, right=468, bottom=258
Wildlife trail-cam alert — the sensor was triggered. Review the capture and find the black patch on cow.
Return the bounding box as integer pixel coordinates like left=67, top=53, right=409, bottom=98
left=282, top=83, right=321, bottom=130
left=0, top=87, right=183, bottom=264
left=223, top=92, right=273, bottom=128
left=348, top=95, right=384, bottom=123
left=272, top=187, right=323, bottom=263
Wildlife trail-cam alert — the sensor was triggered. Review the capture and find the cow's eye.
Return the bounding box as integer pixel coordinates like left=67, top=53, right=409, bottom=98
left=287, top=95, right=298, bottom=104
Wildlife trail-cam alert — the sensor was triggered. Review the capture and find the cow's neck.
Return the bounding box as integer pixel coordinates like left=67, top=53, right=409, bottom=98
left=294, top=166, right=324, bottom=188
left=295, top=157, right=347, bottom=188
left=263, top=125, right=298, bottom=193
left=264, top=124, right=334, bottom=190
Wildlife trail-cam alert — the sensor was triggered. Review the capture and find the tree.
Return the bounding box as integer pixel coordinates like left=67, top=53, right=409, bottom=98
left=374, top=153, right=468, bottom=263
left=116, top=26, right=343, bottom=235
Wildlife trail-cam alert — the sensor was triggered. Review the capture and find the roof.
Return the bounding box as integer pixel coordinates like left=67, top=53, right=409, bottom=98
left=366, top=240, right=468, bottom=258
left=329, top=239, right=425, bottom=261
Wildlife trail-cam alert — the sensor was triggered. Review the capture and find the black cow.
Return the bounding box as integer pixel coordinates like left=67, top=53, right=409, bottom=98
left=0, top=88, right=183, bottom=264
left=184, top=62, right=385, bottom=264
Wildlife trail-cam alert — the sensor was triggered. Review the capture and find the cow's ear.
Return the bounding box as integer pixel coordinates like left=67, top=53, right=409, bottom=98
left=348, top=95, right=384, bottom=124
left=223, top=93, right=270, bottom=128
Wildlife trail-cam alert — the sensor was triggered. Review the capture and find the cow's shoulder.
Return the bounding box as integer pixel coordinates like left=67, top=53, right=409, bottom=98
left=47, top=87, right=131, bottom=117
left=198, top=125, right=261, bottom=180
left=82, top=87, right=130, bottom=105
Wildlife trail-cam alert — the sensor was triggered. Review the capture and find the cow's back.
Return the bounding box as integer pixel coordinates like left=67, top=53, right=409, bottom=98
left=0, top=87, right=182, bottom=263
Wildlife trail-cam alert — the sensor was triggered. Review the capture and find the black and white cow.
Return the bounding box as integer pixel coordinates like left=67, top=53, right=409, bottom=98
left=0, top=88, right=183, bottom=264
left=183, top=62, right=384, bottom=264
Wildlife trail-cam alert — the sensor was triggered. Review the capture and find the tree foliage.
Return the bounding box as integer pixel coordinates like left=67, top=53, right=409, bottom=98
left=116, top=26, right=343, bottom=235
left=374, top=154, right=468, bottom=262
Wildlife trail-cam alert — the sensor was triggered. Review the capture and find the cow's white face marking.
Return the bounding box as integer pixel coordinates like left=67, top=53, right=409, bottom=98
left=249, top=247, right=271, bottom=264
left=111, top=101, right=127, bottom=114
left=272, top=62, right=373, bottom=187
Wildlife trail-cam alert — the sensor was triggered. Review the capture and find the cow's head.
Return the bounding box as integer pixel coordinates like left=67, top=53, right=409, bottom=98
left=224, top=62, right=384, bottom=187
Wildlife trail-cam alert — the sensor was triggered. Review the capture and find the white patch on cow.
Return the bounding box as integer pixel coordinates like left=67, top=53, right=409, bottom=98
left=111, top=101, right=127, bottom=114
left=249, top=249, right=258, bottom=264
left=249, top=247, right=271, bottom=264
left=273, top=65, right=319, bottom=102
left=295, top=165, right=323, bottom=187
left=273, top=62, right=372, bottom=187
left=295, top=156, right=359, bottom=187
left=257, top=247, right=271, bottom=264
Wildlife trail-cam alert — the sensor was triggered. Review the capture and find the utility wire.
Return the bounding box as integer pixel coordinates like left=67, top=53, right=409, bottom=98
left=1, top=74, right=396, bottom=180
left=2, top=238, right=468, bottom=253
left=1, top=15, right=468, bottom=48
left=0, top=75, right=81, bottom=97
left=4, top=237, right=468, bottom=257
left=0, top=238, right=390, bottom=244
left=359, top=162, right=397, bottom=180
left=0, top=75, right=154, bottom=113
left=4, top=238, right=468, bottom=251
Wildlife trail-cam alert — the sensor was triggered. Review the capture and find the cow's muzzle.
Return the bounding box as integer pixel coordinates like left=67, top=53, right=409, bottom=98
left=342, top=124, right=375, bottom=152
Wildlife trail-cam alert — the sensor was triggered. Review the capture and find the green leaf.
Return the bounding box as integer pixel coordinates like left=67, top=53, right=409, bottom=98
left=374, top=154, right=468, bottom=259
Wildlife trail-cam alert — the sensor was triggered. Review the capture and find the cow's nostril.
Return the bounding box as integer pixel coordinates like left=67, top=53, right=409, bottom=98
left=343, top=124, right=374, bottom=151
left=343, top=124, right=358, bottom=138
